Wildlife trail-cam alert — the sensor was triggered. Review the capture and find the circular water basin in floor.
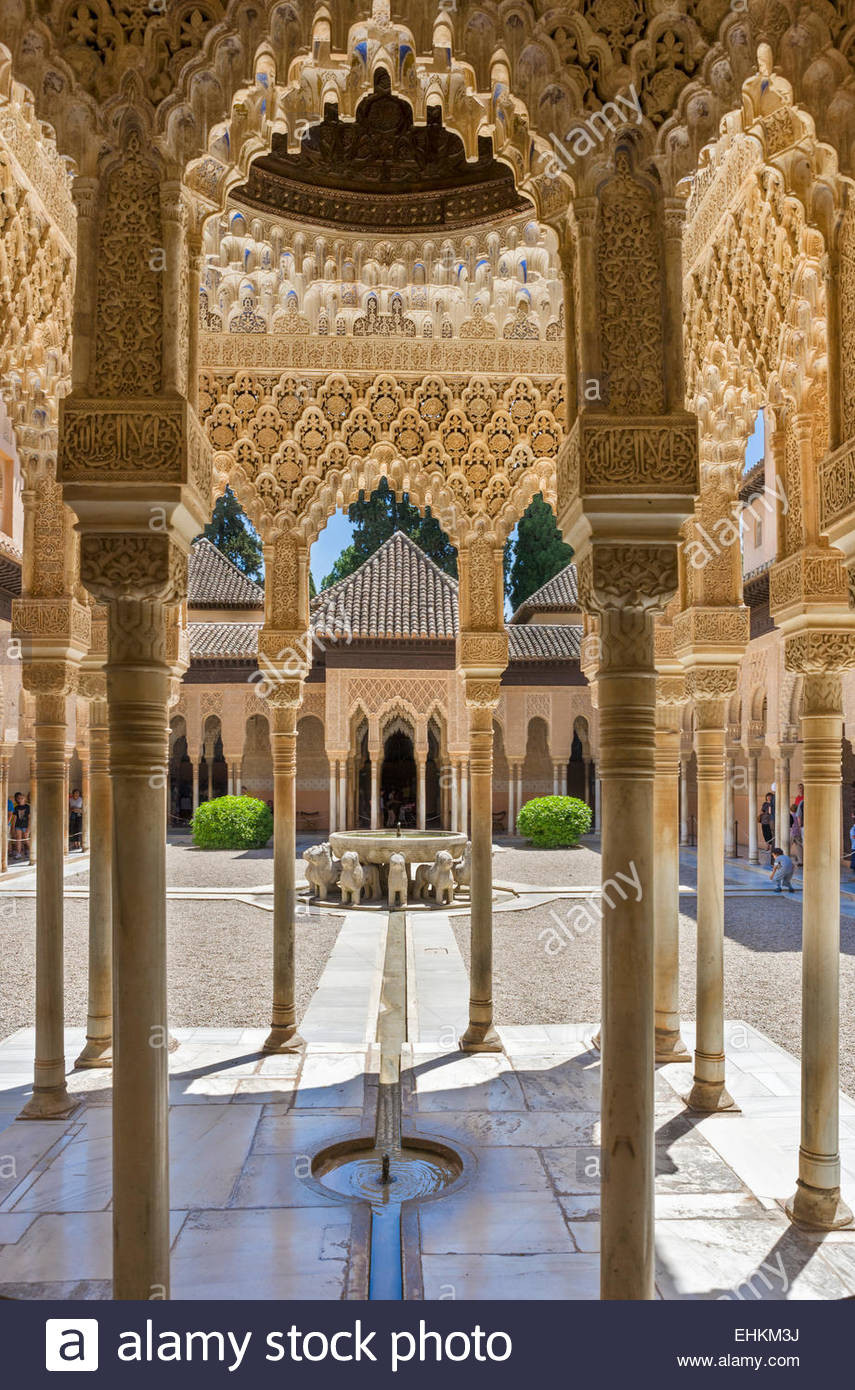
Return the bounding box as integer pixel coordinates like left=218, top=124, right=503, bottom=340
left=312, top=1137, right=463, bottom=1208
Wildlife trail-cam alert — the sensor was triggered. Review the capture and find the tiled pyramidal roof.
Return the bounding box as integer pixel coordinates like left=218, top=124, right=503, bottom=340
left=187, top=535, right=582, bottom=665
left=311, top=531, right=458, bottom=641
left=510, top=561, right=578, bottom=622
left=188, top=538, right=264, bottom=608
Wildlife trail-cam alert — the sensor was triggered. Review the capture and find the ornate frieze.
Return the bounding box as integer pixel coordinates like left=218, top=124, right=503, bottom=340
left=769, top=551, right=849, bottom=620
left=61, top=397, right=210, bottom=489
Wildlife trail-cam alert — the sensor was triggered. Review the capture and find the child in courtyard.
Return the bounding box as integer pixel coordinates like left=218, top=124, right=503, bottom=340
left=769, top=846, right=795, bottom=893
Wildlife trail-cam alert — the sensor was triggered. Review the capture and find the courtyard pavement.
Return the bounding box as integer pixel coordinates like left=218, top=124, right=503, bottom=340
left=1, top=883, right=855, bottom=1299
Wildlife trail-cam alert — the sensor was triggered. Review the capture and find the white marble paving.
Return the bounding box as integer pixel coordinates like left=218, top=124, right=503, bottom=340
left=1, top=903, right=855, bottom=1301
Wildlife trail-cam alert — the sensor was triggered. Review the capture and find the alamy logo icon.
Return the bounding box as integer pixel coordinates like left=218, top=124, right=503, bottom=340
left=45, top=1319, right=99, bottom=1372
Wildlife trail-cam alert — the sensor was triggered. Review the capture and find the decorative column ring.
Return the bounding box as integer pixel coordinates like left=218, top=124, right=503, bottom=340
left=263, top=680, right=305, bottom=1055
left=684, top=667, right=740, bottom=1115
left=459, top=677, right=502, bottom=1054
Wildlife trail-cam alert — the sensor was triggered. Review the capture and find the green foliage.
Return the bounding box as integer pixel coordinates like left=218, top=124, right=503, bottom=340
left=504, top=494, right=573, bottom=613
left=320, top=478, right=457, bottom=589
left=201, top=488, right=264, bottom=583
left=516, top=795, right=592, bottom=848
left=191, top=796, right=273, bottom=851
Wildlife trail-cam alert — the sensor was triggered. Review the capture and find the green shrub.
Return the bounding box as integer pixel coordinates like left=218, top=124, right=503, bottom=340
left=191, top=795, right=273, bottom=850
left=516, top=795, right=592, bottom=848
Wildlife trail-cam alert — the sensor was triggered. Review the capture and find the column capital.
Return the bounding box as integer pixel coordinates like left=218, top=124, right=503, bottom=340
left=784, top=627, right=855, bottom=675
left=672, top=605, right=750, bottom=666
left=12, top=597, right=91, bottom=665
left=685, top=666, right=738, bottom=730
left=457, top=630, right=508, bottom=676
left=770, top=549, right=850, bottom=626
left=576, top=542, right=679, bottom=616
left=80, top=535, right=187, bottom=606
left=462, top=676, right=502, bottom=712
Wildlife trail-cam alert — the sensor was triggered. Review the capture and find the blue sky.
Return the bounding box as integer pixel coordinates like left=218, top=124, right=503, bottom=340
left=310, top=509, right=354, bottom=588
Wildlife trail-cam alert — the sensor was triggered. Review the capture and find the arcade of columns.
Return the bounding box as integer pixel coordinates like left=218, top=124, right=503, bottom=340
left=1, top=0, right=855, bottom=1303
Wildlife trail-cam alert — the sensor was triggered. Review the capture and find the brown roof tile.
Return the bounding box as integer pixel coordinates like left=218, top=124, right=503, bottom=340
left=311, top=531, right=458, bottom=640
left=507, top=624, right=582, bottom=662
left=510, top=562, right=578, bottom=623
left=188, top=539, right=264, bottom=609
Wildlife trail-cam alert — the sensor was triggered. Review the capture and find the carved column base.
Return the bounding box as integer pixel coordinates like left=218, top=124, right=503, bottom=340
left=74, top=1036, right=113, bottom=1070
left=786, top=1177, right=853, bottom=1232
left=459, top=1019, right=503, bottom=1053
left=655, top=1028, right=692, bottom=1065
left=263, top=1023, right=305, bottom=1055
left=18, top=1085, right=80, bottom=1121
left=686, top=1056, right=739, bottom=1115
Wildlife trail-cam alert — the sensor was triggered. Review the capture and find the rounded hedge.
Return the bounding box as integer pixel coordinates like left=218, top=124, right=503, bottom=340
left=516, top=795, right=592, bottom=848
left=191, top=795, right=273, bottom=851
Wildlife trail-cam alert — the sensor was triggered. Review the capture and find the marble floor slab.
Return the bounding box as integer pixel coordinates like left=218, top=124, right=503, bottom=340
left=1, top=908, right=854, bottom=1301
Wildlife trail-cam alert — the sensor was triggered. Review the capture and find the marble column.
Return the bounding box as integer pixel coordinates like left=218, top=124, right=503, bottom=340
left=416, top=753, right=427, bottom=829
left=264, top=688, right=304, bottom=1055
left=553, top=761, right=561, bottom=795
left=654, top=692, right=690, bottom=1062
left=450, top=759, right=459, bottom=832
left=461, top=760, right=469, bottom=835
left=328, top=759, right=337, bottom=833
left=460, top=690, right=500, bottom=1052
left=747, top=750, right=759, bottom=863
left=79, top=750, right=90, bottom=851
left=597, top=609, right=656, bottom=1301
left=63, top=753, right=71, bottom=853
left=104, top=598, right=171, bottom=1299
left=507, top=762, right=516, bottom=836
left=370, top=752, right=380, bottom=830
left=787, top=673, right=852, bottom=1230
left=206, top=748, right=213, bottom=801
left=28, top=746, right=37, bottom=864
left=75, top=693, right=112, bottom=1068
left=779, top=753, right=791, bottom=853
left=191, top=756, right=199, bottom=812
left=687, top=684, right=736, bottom=1113
left=594, top=775, right=601, bottom=834
left=338, top=760, right=346, bottom=831
left=516, top=765, right=523, bottom=823
left=724, top=755, right=736, bottom=857
left=679, top=760, right=689, bottom=845
left=19, top=679, right=76, bottom=1118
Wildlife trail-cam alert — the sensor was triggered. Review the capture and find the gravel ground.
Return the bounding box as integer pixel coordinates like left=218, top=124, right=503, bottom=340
left=493, top=837, right=605, bottom=887
left=453, top=896, right=855, bottom=1100
left=67, top=834, right=317, bottom=891
left=0, top=898, right=340, bottom=1037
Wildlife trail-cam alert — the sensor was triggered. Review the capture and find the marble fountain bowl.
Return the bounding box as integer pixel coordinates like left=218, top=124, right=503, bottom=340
left=329, top=828, right=467, bottom=867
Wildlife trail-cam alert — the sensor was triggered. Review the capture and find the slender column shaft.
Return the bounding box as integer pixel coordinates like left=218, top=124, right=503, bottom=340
left=191, top=758, right=199, bottom=812
left=80, top=752, right=90, bottom=851
left=19, top=689, right=75, bottom=1119
left=787, top=675, right=852, bottom=1230
left=328, top=759, right=337, bottom=832
left=107, top=600, right=170, bottom=1299
left=338, top=761, right=346, bottom=830
left=747, top=753, right=759, bottom=862
left=507, top=762, right=516, bottom=835
left=516, top=765, right=523, bottom=820
left=654, top=711, right=689, bottom=1062
left=63, top=756, right=70, bottom=853
left=450, top=759, right=459, bottom=832
left=417, top=756, right=426, bottom=829
left=594, top=775, right=601, bottom=833
left=75, top=711, right=113, bottom=1068
left=28, top=749, right=37, bottom=864
left=780, top=757, right=791, bottom=853
left=724, top=756, right=735, bottom=856
left=564, top=762, right=570, bottom=796
left=460, top=709, right=500, bottom=1052
left=598, top=609, right=655, bottom=1301
left=679, top=761, right=689, bottom=845
left=263, top=698, right=303, bottom=1054
left=206, top=756, right=213, bottom=801
left=553, top=763, right=560, bottom=796
left=461, top=761, right=469, bottom=835
left=688, top=703, right=735, bottom=1113
left=370, top=756, right=379, bottom=830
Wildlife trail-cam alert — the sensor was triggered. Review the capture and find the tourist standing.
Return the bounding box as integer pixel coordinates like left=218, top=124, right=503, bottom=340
left=10, top=792, right=30, bottom=862
left=68, top=787, right=83, bottom=851
left=758, top=794, right=774, bottom=864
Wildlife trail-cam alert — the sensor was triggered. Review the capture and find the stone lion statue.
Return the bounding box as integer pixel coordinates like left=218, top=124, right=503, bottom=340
left=453, top=841, right=472, bottom=891
left=339, top=851, right=366, bottom=906
left=388, top=853, right=408, bottom=908
left=414, top=849, right=456, bottom=906
left=304, top=842, right=341, bottom=900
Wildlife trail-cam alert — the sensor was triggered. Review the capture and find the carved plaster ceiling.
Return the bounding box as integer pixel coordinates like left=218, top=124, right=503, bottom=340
left=232, top=70, right=532, bottom=232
